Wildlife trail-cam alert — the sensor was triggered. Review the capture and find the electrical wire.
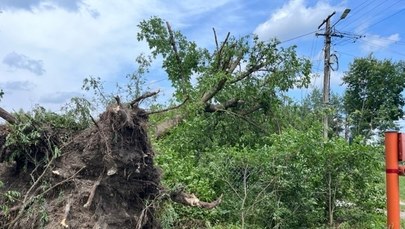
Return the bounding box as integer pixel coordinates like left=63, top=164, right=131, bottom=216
left=336, top=0, right=376, bottom=29
left=360, top=39, right=405, bottom=57
left=280, top=30, right=318, bottom=44
left=362, top=7, right=405, bottom=31
left=347, top=0, right=403, bottom=34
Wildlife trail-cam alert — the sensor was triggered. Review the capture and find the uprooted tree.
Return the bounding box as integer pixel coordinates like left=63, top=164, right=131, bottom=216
left=0, top=16, right=312, bottom=228
left=0, top=94, right=221, bottom=229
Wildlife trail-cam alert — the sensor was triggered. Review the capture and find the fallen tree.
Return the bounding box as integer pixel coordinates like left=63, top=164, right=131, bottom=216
left=0, top=92, right=221, bottom=229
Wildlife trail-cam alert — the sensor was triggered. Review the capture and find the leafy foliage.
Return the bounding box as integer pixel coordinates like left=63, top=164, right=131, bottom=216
left=343, top=55, right=405, bottom=138
left=156, top=122, right=385, bottom=228
left=5, top=106, right=85, bottom=169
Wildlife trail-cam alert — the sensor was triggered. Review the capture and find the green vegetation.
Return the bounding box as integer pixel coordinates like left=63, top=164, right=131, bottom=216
left=1, top=16, right=404, bottom=228
left=343, top=55, right=405, bottom=138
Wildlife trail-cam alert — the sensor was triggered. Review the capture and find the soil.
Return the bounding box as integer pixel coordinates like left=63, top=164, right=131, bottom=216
left=0, top=104, right=162, bottom=228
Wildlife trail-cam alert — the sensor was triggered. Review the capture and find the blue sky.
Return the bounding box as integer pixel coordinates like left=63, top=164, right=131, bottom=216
left=0, top=0, right=404, bottom=113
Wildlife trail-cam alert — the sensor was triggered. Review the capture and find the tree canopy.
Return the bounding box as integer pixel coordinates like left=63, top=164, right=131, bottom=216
left=138, top=17, right=312, bottom=139
left=343, top=55, right=405, bottom=137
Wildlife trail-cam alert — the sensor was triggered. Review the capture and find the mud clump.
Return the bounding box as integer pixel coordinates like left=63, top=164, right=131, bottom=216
left=0, top=104, right=162, bottom=229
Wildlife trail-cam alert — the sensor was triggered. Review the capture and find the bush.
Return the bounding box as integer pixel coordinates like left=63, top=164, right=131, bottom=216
left=156, top=126, right=385, bottom=228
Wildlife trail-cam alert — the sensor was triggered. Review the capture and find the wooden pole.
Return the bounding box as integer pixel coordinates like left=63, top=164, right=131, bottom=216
left=385, top=131, right=400, bottom=229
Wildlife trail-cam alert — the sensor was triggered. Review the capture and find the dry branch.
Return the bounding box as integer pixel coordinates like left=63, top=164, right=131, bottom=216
left=130, top=90, right=160, bottom=107
left=170, top=191, right=222, bottom=209
left=213, top=28, right=219, bottom=50
left=0, top=107, right=16, bottom=124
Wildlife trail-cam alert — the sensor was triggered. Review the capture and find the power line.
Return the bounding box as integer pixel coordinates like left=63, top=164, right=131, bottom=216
left=280, top=30, right=318, bottom=44
left=348, top=0, right=403, bottom=33
left=363, top=7, right=405, bottom=31
left=361, top=39, right=405, bottom=57
left=339, top=0, right=392, bottom=31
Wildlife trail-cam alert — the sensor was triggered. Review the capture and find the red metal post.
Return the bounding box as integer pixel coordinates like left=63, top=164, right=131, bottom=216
left=385, top=131, right=400, bottom=229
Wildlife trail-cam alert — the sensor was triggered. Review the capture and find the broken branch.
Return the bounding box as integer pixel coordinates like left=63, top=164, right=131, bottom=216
left=130, top=90, right=160, bottom=107
left=205, top=99, right=244, bottom=113
left=0, top=107, right=16, bottom=124
left=170, top=191, right=222, bottom=209
left=213, top=28, right=219, bottom=51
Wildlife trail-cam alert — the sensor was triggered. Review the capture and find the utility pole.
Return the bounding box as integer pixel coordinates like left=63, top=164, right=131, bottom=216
left=317, top=9, right=350, bottom=139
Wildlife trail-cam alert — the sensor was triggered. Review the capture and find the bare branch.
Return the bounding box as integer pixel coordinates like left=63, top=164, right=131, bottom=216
left=214, top=32, right=231, bottom=70
left=0, top=107, right=16, bottom=124
left=170, top=190, right=222, bottom=209
left=212, top=28, right=219, bottom=51
left=90, top=114, right=100, bottom=129
left=147, top=97, right=189, bottom=115
left=130, top=90, right=160, bottom=107
left=114, top=96, right=121, bottom=106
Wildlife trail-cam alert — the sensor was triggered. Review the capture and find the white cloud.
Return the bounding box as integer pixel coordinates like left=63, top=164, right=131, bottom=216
left=254, top=0, right=343, bottom=41
left=0, top=0, right=243, bottom=113
left=0, top=81, right=36, bottom=91
left=360, top=33, right=400, bottom=53
left=3, top=52, right=45, bottom=75
left=39, top=91, right=82, bottom=104
left=0, top=0, right=84, bottom=12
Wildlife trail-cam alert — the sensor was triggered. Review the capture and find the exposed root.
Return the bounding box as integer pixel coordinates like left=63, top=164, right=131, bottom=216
left=83, top=172, right=103, bottom=209
left=60, top=195, right=73, bottom=228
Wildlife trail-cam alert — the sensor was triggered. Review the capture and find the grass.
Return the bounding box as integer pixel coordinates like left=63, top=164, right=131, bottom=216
left=400, top=177, right=405, bottom=201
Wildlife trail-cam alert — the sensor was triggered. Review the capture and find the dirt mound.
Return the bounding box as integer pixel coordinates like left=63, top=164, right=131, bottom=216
left=0, top=104, right=161, bottom=228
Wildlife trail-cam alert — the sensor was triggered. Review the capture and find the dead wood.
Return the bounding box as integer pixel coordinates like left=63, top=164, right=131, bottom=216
left=0, top=107, right=16, bottom=124
left=170, top=191, right=222, bottom=209
left=130, top=90, right=160, bottom=107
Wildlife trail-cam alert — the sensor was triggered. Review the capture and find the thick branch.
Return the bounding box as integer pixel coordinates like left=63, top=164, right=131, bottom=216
left=166, top=22, right=181, bottom=65
left=130, top=90, right=160, bottom=107
left=214, top=32, right=231, bottom=70
left=0, top=107, right=16, bottom=124
left=227, top=53, right=244, bottom=74
left=155, top=115, right=184, bottom=139
left=205, top=99, right=244, bottom=112
left=166, top=21, right=188, bottom=96
left=170, top=191, right=222, bottom=209
left=201, top=78, right=228, bottom=103
left=229, top=62, right=265, bottom=85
